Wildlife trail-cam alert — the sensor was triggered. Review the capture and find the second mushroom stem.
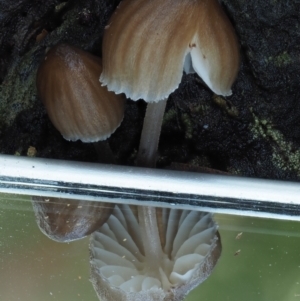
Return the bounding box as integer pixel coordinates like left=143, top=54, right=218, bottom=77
left=136, top=98, right=168, bottom=269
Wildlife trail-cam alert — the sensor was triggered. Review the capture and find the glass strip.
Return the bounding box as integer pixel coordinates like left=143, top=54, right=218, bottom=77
left=0, top=154, right=299, bottom=220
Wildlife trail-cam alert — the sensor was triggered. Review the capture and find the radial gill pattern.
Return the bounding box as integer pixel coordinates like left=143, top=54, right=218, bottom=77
left=90, top=205, right=221, bottom=301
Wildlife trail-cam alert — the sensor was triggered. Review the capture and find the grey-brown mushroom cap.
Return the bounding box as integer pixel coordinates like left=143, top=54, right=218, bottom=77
left=32, top=197, right=114, bottom=242
left=100, top=0, right=240, bottom=102
left=187, top=0, right=240, bottom=96
left=89, top=205, right=222, bottom=301
left=37, top=44, right=125, bottom=143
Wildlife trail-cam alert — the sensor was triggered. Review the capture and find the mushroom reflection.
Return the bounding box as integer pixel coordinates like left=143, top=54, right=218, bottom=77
left=32, top=197, right=113, bottom=242
left=90, top=204, right=221, bottom=301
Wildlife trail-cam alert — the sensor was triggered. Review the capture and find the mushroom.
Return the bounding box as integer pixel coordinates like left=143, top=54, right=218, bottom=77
left=100, top=0, right=239, bottom=101
left=37, top=43, right=125, bottom=163
left=90, top=204, right=221, bottom=301
left=32, top=197, right=114, bottom=242
left=100, top=0, right=240, bottom=166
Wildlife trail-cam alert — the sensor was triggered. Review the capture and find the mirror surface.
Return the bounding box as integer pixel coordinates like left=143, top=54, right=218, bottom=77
left=1, top=194, right=300, bottom=301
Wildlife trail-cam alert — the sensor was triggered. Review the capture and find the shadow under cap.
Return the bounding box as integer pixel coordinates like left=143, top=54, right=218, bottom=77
left=37, top=43, right=125, bottom=143
left=100, top=0, right=240, bottom=102
left=90, top=204, right=221, bottom=301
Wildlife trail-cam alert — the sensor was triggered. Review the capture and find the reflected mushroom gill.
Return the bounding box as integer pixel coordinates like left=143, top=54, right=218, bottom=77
left=90, top=204, right=221, bottom=301
left=32, top=197, right=114, bottom=242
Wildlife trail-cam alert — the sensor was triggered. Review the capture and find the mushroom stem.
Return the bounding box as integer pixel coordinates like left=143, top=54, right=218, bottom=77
left=136, top=99, right=167, bottom=275
left=138, top=205, right=163, bottom=275
left=136, top=99, right=167, bottom=168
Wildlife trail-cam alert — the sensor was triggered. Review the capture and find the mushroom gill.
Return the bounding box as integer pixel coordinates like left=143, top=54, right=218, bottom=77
left=90, top=204, right=221, bottom=301
left=100, top=0, right=240, bottom=102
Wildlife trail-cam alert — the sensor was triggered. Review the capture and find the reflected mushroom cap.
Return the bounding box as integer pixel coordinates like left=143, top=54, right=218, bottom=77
left=100, top=0, right=240, bottom=102
left=90, top=205, right=221, bottom=301
left=37, top=43, right=125, bottom=142
left=32, top=197, right=114, bottom=242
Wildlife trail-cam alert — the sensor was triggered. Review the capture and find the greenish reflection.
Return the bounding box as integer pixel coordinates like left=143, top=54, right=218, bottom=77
left=190, top=214, right=300, bottom=301
left=1, top=194, right=300, bottom=301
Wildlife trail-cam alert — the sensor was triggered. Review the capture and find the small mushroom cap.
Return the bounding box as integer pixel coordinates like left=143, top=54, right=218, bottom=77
left=37, top=43, right=125, bottom=142
left=100, top=0, right=240, bottom=102
left=186, top=0, right=240, bottom=96
left=32, top=197, right=114, bottom=242
left=90, top=205, right=221, bottom=301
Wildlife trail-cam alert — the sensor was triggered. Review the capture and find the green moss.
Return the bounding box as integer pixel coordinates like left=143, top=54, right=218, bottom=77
left=189, top=103, right=210, bottom=115
left=212, top=94, right=227, bottom=109
left=162, top=108, right=177, bottom=125
left=274, top=51, right=292, bottom=67
left=181, top=113, right=193, bottom=139
left=266, top=51, right=292, bottom=67
left=212, top=95, right=239, bottom=117
left=0, top=53, right=37, bottom=128
left=251, top=111, right=300, bottom=175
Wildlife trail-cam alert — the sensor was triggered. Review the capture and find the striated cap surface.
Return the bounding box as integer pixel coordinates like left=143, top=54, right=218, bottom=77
left=100, top=0, right=240, bottom=102
left=37, top=44, right=125, bottom=142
